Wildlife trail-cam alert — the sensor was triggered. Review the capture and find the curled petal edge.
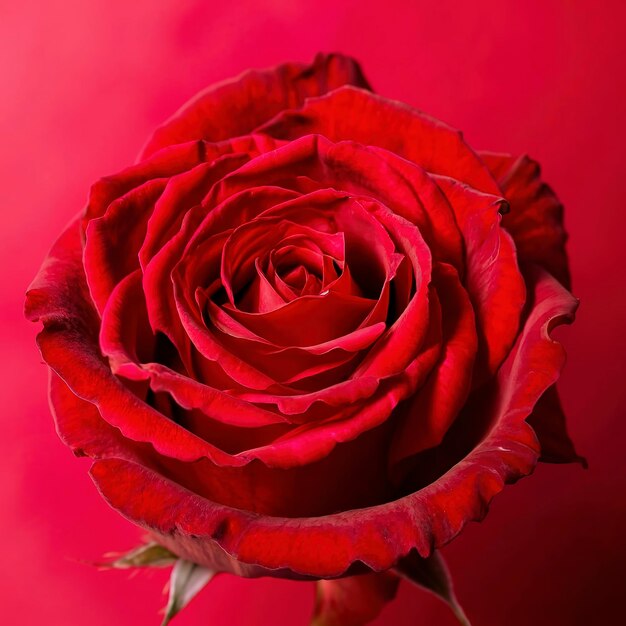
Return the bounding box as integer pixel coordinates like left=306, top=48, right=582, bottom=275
left=88, top=266, right=578, bottom=578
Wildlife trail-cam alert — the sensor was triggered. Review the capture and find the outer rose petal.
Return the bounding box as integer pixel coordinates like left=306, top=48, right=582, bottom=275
left=88, top=267, right=577, bottom=578
left=49, top=369, right=152, bottom=465
left=141, top=53, right=370, bottom=158
left=25, top=220, right=246, bottom=467
left=84, top=140, right=209, bottom=224
left=50, top=334, right=398, bottom=519
left=84, top=178, right=167, bottom=315
left=87, top=136, right=277, bottom=228
left=258, top=85, right=499, bottom=196
left=433, top=176, right=526, bottom=376
left=480, top=151, right=570, bottom=288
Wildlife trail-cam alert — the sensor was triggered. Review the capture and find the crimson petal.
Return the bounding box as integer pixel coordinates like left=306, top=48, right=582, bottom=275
left=434, top=176, right=526, bottom=376
left=87, top=266, right=577, bottom=577
left=142, top=53, right=370, bottom=158
left=84, top=178, right=167, bottom=314
left=480, top=151, right=571, bottom=288
left=258, top=85, right=499, bottom=196
left=25, top=220, right=248, bottom=466
left=389, top=263, right=477, bottom=465
left=49, top=370, right=152, bottom=465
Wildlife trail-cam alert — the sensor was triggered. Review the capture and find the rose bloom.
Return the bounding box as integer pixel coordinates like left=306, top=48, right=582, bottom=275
left=26, top=54, right=583, bottom=624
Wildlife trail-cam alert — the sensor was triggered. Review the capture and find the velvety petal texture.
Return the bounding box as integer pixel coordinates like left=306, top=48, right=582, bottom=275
left=142, top=53, right=370, bottom=158
left=480, top=151, right=571, bottom=288
left=26, top=53, right=580, bottom=625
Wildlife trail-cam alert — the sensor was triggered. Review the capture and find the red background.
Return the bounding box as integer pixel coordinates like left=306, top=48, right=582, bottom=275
left=1, top=1, right=624, bottom=624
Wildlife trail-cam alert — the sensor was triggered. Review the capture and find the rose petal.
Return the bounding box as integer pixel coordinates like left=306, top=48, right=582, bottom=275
left=144, top=185, right=300, bottom=381
left=139, top=136, right=281, bottom=268
left=236, top=257, right=288, bottom=313
left=49, top=370, right=152, bottom=464
left=142, top=53, right=370, bottom=158
left=138, top=155, right=246, bottom=268
left=389, top=263, right=477, bottom=465
left=230, top=304, right=442, bottom=465
left=140, top=363, right=287, bottom=428
left=85, top=139, right=269, bottom=316
left=480, top=151, right=571, bottom=288
left=84, top=140, right=209, bottom=224
left=211, top=135, right=463, bottom=272
left=99, top=270, right=154, bottom=372
left=84, top=178, right=167, bottom=314
left=203, top=301, right=384, bottom=388
left=25, top=220, right=248, bottom=466
left=87, top=267, right=577, bottom=578
left=434, top=176, right=526, bottom=376
left=350, top=198, right=432, bottom=380
left=258, top=86, right=499, bottom=196
left=220, top=290, right=377, bottom=348
left=219, top=216, right=345, bottom=307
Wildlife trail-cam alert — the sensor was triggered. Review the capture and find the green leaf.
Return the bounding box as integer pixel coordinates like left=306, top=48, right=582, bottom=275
left=394, top=550, right=471, bottom=626
left=161, top=559, right=215, bottom=626
left=99, top=542, right=178, bottom=569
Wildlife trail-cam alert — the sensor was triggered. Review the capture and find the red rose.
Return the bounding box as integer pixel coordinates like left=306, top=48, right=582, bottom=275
left=26, top=53, right=583, bottom=625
